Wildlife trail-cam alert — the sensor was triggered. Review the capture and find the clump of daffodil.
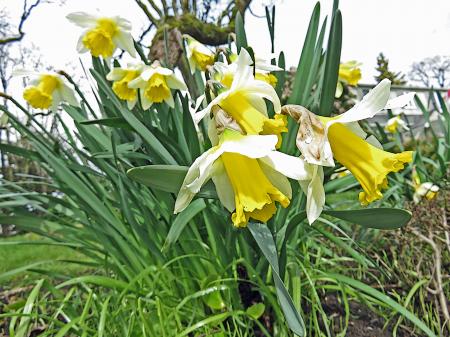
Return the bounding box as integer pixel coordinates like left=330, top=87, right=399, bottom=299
left=175, top=125, right=311, bottom=227
left=184, top=34, right=215, bottom=73
left=67, top=12, right=136, bottom=58
left=14, top=70, right=79, bottom=110
left=127, top=61, right=186, bottom=109
left=385, top=115, right=409, bottom=133
left=330, top=168, right=351, bottom=180
left=411, top=169, right=439, bottom=203
left=212, top=52, right=281, bottom=88
left=336, top=61, right=362, bottom=98
left=106, top=62, right=145, bottom=109
left=281, top=79, right=415, bottom=221
left=195, top=49, right=287, bottom=148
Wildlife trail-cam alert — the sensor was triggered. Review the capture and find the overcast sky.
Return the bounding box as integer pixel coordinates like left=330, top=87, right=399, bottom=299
left=2, top=0, right=450, bottom=84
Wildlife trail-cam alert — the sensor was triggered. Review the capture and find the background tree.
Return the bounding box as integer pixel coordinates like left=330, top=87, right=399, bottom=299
left=409, top=55, right=450, bottom=88
left=374, top=52, right=406, bottom=85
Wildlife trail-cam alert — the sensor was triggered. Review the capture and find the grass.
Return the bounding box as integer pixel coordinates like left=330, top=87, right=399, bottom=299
left=0, top=233, right=88, bottom=285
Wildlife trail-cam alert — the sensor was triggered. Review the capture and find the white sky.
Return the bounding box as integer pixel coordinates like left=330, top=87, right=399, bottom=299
left=2, top=0, right=450, bottom=85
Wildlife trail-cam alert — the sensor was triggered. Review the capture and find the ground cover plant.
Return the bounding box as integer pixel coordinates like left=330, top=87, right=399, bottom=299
left=0, top=1, right=449, bottom=336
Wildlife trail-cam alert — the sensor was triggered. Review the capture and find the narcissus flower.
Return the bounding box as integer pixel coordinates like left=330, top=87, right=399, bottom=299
left=338, top=61, right=361, bottom=86
left=195, top=49, right=287, bottom=147
left=128, top=62, right=187, bottom=109
left=14, top=70, right=78, bottom=110
left=411, top=170, right=439, bottom=203
left=175, top=129, right=310, bottom=227
left=106, top=62, right=145, bottom=109
left=385, top=115, right=409, bottom=133
left=67, top=12, right=136, bottom=58
left=184, top=35, right=215, bottom=73
left=212, top=52, right=281, bottom=88
left=282, top=79, right=414, bottom=219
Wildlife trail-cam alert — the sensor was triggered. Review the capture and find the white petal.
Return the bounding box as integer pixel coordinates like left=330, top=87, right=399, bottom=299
left=194, top=91, right=229, bottom=124
left=166, top=75, right=187, bottom=91
left=114, top=16, right=132, bottom=31
left=12, top=69, right=40, bottom=77
left=260, top=151, right=310, bottom=180
left=243, top=81, right=281, bottom=113
left=299, top=164, right=325, bottom=224
left=113, top=32, right=136, bottom=57
left=59, top=84, right=79, bottom=107
left=221, top=133, right=277, bottom=158
left=346, top=122, right=383, bottom=149
left=211, top=159, right=235, bottom=212
left=154, top=66, right=174, bottom=76
left=246, top=95, right=268, bottom=116
left=128, top=77, right=146, bottom=89
left=140, top=90, right=153, bottom=110
left=330, top=79, right=391, bottom=126
left=127, top=98, right=137, bottom=109
left=76, top=33, right=88, bottom=53
left=140, top=68, right=156, bottom=81
left=230, top=48, right=254, bottom=90
left=385, top=92, right=416, bottom=110
left=106, top=68, right=127, bottom=81
left=66, top=12, right=97, bottom=28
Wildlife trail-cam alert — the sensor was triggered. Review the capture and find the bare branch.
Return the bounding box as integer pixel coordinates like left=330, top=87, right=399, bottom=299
left=0, top=0, right=44, bottom=45
left=135, top=0, right=160, bottom=26
left=146, top=0, right=163, bottom=17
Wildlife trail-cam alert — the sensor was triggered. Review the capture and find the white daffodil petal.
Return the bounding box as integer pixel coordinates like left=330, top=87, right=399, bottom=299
left=259, top=160, right=292, bottom=199
left=166, top=75, right=187, bottom=91
left=260, top=151, right=310, bottom=181
left=12, top=69, right=40, bottom=77
left=331, top=79, right=391, bottom=126
left=165, top=92, right=175, bottom=108
left=127, top=98, right=137, bottom=110
left=246, top=95, right=268, bottom=116
left=175, top=147, right=218, bottom=213
left=243, top=81, right=281, bottom=113
left=113, top=31, right=137, bottom=57
left=140, top=90, right=153, bottom=110
left=76, top=33, right=88, bottom=53
left=60, top=84, right=79, bottom=107
left=385, top=92, right=416, bottom=110
left=230, top=49, right=254, bottom=90
left=128, top=77, right=146, bottom=89
left=154, top=66, right=174, bottom=76
left=211, top=159, right=235, bottom=212
left=365, top=135, right=383, bottom=150
left=114, top=16, right=132, bottom=31
left=140, top=68, right=156, bottom=81
left=221, top=134, right=277, bottom=158
left=299, top=164, right=325, bottom=224
left=66, top=12, right=97, bottom=28
left=106, top=68, right=127, bottom=81
left=194, top=91, right=229, bottom=124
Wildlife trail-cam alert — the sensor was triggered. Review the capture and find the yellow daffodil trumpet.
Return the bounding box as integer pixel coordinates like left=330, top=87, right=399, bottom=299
left=107, top=62, right=145, bottom=109
left=67, top=12, right=137, bottom=58
left=184, top=34, right=215, bottom=73
left=338, top=61, right=362, bottom=86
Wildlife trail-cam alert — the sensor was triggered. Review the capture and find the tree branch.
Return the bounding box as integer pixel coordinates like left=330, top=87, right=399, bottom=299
left=135, top=0, right=160, bottom=26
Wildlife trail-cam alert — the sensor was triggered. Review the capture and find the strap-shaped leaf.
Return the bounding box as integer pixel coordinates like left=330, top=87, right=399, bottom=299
left=127, top=165, right=217, bottom=198
left=248, top=222, right=305, bottom=336
left=323, top=208, right=411, bottom=229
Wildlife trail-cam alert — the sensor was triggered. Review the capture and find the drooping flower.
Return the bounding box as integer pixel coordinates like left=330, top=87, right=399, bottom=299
left=67, top=12, right=136, bottom=58
left=282, top=79, right=415, bottom=219
left=184, top=35, right=215, bottom=73
left=128, top=62, right=187, bottom=109
left=14, top=70, right=79, bottom=110
left=195, top=49, right=287, bottom=147
left=338, top=61, right=361, bottom=86
left=385, top=115, right=409, bottom=133
left=411, top=170, right=439, bottom=203
left=106, top=62, right=145, bottom=109
left=175, top=129, right=310, bottom=227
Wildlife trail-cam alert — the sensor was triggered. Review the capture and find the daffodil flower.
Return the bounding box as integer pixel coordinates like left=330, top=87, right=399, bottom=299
left=413, top=182, right=439, bottom=203
left=106, top=62, right=145, bottom=109
left=283, top=79, right=415, bottom=219
left=338, top=61, right=362, bottom=86
left=184, top=35, right=215, bottom=73
left=195, top=49, right=287, bottom=147
left=212, top=52, right=281, bottom=88
left=128, top=62, right=186, bottom=109
left=175, top=129, right=311, bottom=227
left=385, top=115, right=409, bottom=133
left=67, top=12, right=136, bottom=58
left=14, top=70, right=79, bottom=110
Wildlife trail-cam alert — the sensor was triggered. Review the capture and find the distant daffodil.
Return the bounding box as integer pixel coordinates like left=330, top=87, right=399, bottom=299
left=67, top=12, right=137, bottom=58
left=184, top=34, right=215, bottom=73
left=128, top=61, right=187, bottom=109
left=385, top=115, right=409, bottom=133
left=14, top=70, right=79, bottom=110
left=106, top=62, right=145, bottom=109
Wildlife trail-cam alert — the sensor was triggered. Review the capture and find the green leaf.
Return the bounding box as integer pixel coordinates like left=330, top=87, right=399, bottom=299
left=15, top=279, right=44, bottom=337
left=246, top=303, right=265, bottom=320
left=235, top=12, right=248, bottom=52
left=327, top=273, right=437, bottom=337
left=318, top=10, right=342, bottom=116
left=248, top=222, right=305, bottom=336
left=163, top=199, right=206, bottom=251
left=323, top=208, right=411, bottom=229
left=126, top=165, right=217, bottom=198
left=80, top=117, right=132, bottom=130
